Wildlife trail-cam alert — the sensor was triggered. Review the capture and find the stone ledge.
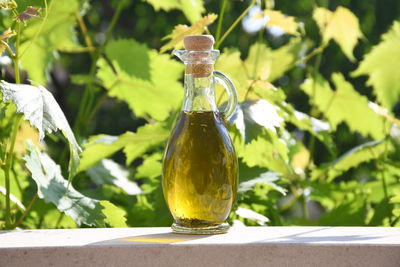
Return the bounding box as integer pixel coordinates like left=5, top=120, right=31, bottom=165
left=1, top=227, right=400, bottom=267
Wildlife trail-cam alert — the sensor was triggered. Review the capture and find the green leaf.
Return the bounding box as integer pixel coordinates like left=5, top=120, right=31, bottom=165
left=244, top=38, right=301, bottom=82
left=87, top=159, right=141, bottom=195
left=79, top=123, right=168, bottom=171
left=20, top=0, right=82, bottom=84
left=368, top=199, right=393, bottom=226
left=313, top=6, right=363, bottom=61
left=24, top=142, right=104, bottom=227
left=352, top=21, right=400, bottom=110
left=135, top=152, right=162, bottom=181
left=319, top=197, right=366, bottom=226
left=300, top=73, right=385, bottom=140
left=311, top=139, right=392, bottom=182
left=97, top=39, right=183, bottom=121
left=238, top=130, right=290, bottom=175
left=144, top=0, right=204, bottom=23
left=0, top=81, right=81, bottom=179
left=100, top=200, right=128, bottom=227
left=121, top=123, right=169, bottom=164
left=216, top=39, right=301, bottom=102
left=238, top=171, right=286, bottom=195
left=79, top=135, right=121, bottom=172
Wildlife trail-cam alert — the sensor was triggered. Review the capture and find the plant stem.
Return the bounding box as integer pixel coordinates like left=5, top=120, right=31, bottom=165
left=73, top=1, right=127, bottom=133
left=4, top=20, right=23, bottom=229
left=54, top=213, right=64, bottom=228
left=215, top=0, right=256, bottom=49
left=4, top=114, right=23, bottom=229
left=215, top=0, right=228, bottom=43
left=12, top=193, right=38, bottom=228
left=75, top=11, right=95, bottom=58
left=295, top=43, right=328, bottom=66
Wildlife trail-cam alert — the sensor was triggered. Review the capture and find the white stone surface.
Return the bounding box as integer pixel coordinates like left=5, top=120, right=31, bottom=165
left=1, top=226, right=400, bottom=266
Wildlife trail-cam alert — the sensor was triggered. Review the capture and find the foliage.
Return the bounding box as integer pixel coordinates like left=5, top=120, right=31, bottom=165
left=0, top=0, right=399, bottom=230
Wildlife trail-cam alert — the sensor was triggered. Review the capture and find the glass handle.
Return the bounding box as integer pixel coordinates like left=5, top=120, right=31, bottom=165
left=213, top=70, right=238, bottom=121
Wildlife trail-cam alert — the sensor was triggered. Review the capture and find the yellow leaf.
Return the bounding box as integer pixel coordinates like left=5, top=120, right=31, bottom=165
left=15, top=121, right=40, bottom=155
left=313, top=7, right=332, bottom=37
left=0, top=28, right=16, bottom=55
left=161, top=14, right=217, bottom=53
left=265, top=10, right=298, bottom=35
left=313, top=6, right=363, bottom=61
left=291, top=146, right=310, bottom=171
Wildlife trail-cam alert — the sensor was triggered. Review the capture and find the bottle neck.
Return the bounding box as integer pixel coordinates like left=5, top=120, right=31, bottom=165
left=182, top=73, right=217, bottom=112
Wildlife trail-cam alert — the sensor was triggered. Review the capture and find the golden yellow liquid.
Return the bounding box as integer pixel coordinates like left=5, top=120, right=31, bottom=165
left=162, top=111, right=238, bottom=228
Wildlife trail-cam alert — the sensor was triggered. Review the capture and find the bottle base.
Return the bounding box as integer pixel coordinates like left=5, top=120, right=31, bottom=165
left=171, top=222, right=230, bottom=235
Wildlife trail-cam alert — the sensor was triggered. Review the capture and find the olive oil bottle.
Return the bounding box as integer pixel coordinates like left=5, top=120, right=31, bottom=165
left=162, top=35, right=239, bottom=234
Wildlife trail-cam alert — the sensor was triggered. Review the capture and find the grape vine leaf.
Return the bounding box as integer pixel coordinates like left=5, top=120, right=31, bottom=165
left=144, top=0, right=204, bottom=23
left=0, top=81, right=81, bottom=179
left=238, top=171, right=286, bottom=195
left=237, top=130, right=291, bottom=175
left=216, top=38, right=301, bottom=101
left=79, top=122, right=168, bottom=171
left=161, top=14, right=217, bottom=52
left=231, top=99, right=284, bottom=143
left=352, top=21, right=400, bottom=110
left=100, top=200, right=128, bottom=227
left=87, top=159, right=142, bottom=196
left=235, top=206, right=269, bottom=225
left=265, top=10, right=298, bottom=35
left=97, top=39, right=183, bottom=121
left=24, top=142, right=105, bottom=227
left=313, top=6, right=363, bottom=61
left=300, top=73, right=385, bottom=140
left=20, top=0, right=82, bottom=84
left=311, top=139, right=392, bottom=182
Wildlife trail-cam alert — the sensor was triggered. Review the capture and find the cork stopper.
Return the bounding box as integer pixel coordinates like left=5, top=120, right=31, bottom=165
left=183, top=35, right=214, bottom=51
left=183, top=35, right=215, bottom=78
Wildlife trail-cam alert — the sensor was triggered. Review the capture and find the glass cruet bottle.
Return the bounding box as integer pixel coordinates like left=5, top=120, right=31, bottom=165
left=162, top=35, right=239, bottom=234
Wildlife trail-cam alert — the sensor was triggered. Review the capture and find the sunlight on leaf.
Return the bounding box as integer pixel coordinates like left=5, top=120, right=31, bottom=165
left=100, top=200, right=128, bottom=227
left=87, top=159, right=142, bottom=195
left=236, top=206, right=269, bottom=225
left=231, top=99, right=284, bottom=143
left=238, top=171, right=285, bottom=195
left=161, top=14, right=217, bottom=53
left=97, top=39, right=183, bottom=120
left=145, top=0, right=204, bottom=23
left=80, top=123, right=168, bottom=171
left=352, top=21, right=400, bottom=110
left=20, top=0, right=82, bottom=84
left=0, top=81, right=81, bottom=179
left=265, top=10, right=298, bottom=35
left=24, top=142, right=105, bottom=227
left=238, top=131, right=290, bottom=175
left=300, top=73, right=386, bottom=140
left=0, top=185, right=25, bottom=211
left=313, top=6, right=363, bottom=61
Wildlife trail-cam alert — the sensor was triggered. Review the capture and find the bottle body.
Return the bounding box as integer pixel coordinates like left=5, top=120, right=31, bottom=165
left=162, top=111, right=238, bottom=233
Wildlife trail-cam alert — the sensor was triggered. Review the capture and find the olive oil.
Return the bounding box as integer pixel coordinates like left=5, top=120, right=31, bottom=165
left=162, top=111, right=238, bottom=229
